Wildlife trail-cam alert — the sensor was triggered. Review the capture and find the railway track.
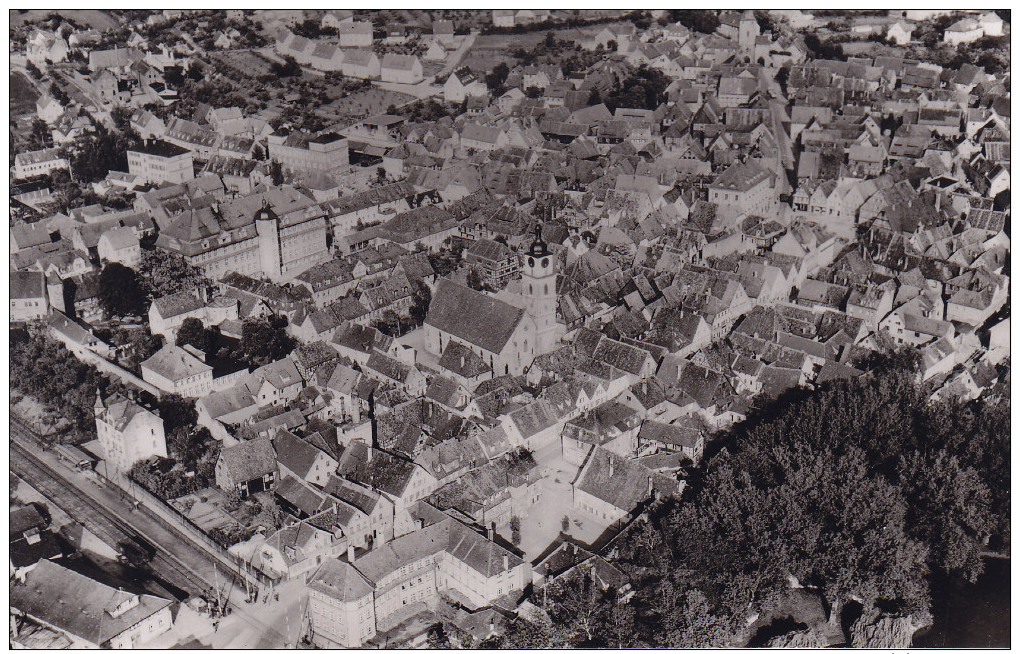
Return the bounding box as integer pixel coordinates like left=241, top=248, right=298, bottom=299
left=11, top=418, right=297, bottom=645
left=11, top=436, right=215, bottom=600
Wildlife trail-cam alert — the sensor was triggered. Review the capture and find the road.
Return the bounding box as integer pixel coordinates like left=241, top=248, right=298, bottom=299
left=437, top=31, right=478, bottom=78
left=10, top=418, right=298, bottom=647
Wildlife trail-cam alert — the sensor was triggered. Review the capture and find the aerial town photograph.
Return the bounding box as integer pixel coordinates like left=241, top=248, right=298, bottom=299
left=7, top=7, right=1010, bottom=650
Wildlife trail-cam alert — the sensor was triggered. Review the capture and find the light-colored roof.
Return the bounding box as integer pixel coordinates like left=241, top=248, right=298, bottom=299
left=141, top=343, right=212, bottom=381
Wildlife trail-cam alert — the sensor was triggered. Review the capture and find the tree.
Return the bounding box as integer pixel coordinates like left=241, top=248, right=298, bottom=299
left=68, top=124, right=142, bottom=183
left=98, top=262, right=146, bottom=317
left=669, top=10, right=721, bottom=34
left=543, top=572, right=614, bottom=645
left=122, top=326, right=163, bottom=374
left=485, top=62, right=510, bottom=92
left=466, top=267, right=488, bottom=292
left=175, top=317, right=207, bottom=350
left=187, top=60, right=205, bottom=81
left=137, top=249, right=209, bottom=297
left=897, top=451, right=993, bottom=582
left=26, top=60, right=43, bottom=80
left=510, top=515, right=521, bottom=546
left=409, top=279, right=431, bottom=324
left=270, top=160, right=284, bottom=186
left=270, top=54, right=301, bottom=77
left=238, top=317, right=296, bottom=367
left=156, top=394, right=198, bottom=434
left=10, top=329, right=108, bottom=438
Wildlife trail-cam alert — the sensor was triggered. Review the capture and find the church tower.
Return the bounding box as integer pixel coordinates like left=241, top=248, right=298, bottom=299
left=738, top=10, right=760, bottom=54
left=521, top=225, right=564, bottom=356
left=255, top=198, right=283, bottom=282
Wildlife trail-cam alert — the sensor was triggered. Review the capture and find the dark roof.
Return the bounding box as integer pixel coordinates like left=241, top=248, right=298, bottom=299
left=425, top=280, right=524, bottom=354
left=218, top=437, right=278, bottom=483
left=130, top=138, right=191, bottom=158
left=273, top=430, right=332, bottom=477
left=10, top=560, right=173, bottom=646
left=11, top=270, right=46, bottom=300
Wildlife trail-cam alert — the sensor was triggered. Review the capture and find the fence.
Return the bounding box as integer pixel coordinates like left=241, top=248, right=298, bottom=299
left=95, top=467, right=276, bottom=592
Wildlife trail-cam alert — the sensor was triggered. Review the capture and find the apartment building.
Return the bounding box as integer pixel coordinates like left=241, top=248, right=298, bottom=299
left=127, top=139, right=196, bottom=185
left=268, top=132, right=349, bottom=177
left=95, top=393, right=168, bottom=474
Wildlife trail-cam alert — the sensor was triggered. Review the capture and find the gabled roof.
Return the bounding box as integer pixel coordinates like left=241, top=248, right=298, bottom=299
left=10, top=560, right=172, bottom=646
left=274, top=430, right=334, bottom=478
left=141, top=343, right=212, bottom=381
left=218, top=437, right=278, bottom=483
left=425, top=280, right=524, bottom=354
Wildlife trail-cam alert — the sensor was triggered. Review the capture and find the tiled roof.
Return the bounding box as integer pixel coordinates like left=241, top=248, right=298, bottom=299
left=141, top=344, right=212, bottom=381
left=10, top=560, right=172, bottom=646
left=218, top=437, right=278, bottom=483
left=425, top=280, right=524, bottom=354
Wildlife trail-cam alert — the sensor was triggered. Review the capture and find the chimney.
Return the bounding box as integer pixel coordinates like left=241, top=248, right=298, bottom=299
left=608, top=457, right=614, bottom=478
left=347, top=542, right=356, bottom=563
left=486, top=524, right=494, bottom=540
left=502, top=554, right=509, bottom=571
left=647, top=475, right=654, bottom=497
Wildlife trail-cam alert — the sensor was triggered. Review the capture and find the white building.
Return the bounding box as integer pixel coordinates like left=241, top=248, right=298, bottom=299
left=380, top=53, right=423, bottom=84
left=10, top=560, right=174, bottom=649
left=268, top=132, right=349, bottom=177
left=95, top=393, right=168, bottom=474
left=97, top=226, right=141, bottom=267
left=127, top=139, right=196, bottom=185
left=10, top=270, right=49, bottom=322
left=12, top=148, right=70, bottom=180
left=307, top=517, right=529, bottom=648
left=140, top=343, right=214, bottom=397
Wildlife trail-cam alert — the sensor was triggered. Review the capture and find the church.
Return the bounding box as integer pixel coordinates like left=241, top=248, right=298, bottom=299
left=424, top=227, right=565, bottom=377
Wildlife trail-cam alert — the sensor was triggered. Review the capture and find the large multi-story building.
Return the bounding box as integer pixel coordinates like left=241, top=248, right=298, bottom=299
left=12, top=148, right=70, bottom=180
left=268, top=132, right=349, bottom=177
left=306, top=517, right=529, bottom=648
left=94, top=393, right=168, bottom=474
left=127, top=139, right=196, bottom=185
left=708, top=161, right=776, bottom=217
left=154, top=186, right=330, bottom=283
left=464, top=238, right=520, bottom=289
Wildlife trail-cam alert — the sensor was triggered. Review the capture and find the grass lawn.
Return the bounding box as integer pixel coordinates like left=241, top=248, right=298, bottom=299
left=212, top=50, right=275, bottom=79
left=10, top=72, right=38, bottom=113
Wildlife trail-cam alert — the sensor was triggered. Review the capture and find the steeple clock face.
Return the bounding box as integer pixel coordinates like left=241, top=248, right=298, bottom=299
left=541, top=258, right=550, bottom=268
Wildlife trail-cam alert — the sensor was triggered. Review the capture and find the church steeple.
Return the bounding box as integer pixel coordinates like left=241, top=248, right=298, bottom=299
left=521, top=222, right=563, bottom=357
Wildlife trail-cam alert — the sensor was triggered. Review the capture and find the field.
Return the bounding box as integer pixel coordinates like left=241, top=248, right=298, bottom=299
left=211, top=49, right=276, bottom=78
left=328, top=87, right=416, bottom=119
left=10, top=9, right=119, bottom=31
left=461, top=25, right=600, bottom=72
left=10, top=72, right=38, bottom=115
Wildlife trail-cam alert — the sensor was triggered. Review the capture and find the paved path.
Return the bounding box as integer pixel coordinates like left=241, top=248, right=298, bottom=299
left=437, top=31, right=478, bottom=78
